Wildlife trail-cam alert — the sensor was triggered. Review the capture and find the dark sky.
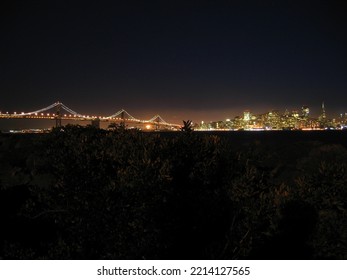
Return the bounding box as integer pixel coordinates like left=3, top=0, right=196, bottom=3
left=1, top=0, right=347, bottom=123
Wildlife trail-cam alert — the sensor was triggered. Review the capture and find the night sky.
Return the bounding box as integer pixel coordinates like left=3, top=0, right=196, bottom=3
left=1, top=0, right=347, bottom=123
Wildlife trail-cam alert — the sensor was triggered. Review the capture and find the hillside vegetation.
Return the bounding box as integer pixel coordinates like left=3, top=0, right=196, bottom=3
left=0, top=126, right=346, bottom=259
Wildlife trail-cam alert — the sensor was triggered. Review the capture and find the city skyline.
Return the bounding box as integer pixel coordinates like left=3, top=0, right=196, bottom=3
left=1, top=1, right=347, bottom=123
left=0, top=99, right=344, bottom=119
left=1, top=99, right=347, bottom=132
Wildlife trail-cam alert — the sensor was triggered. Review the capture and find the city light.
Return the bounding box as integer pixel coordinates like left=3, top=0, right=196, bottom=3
left=1, top=101, right=347, bottom=131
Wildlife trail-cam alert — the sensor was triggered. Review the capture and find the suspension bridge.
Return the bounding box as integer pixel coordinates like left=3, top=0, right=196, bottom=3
left=0, top=101, right=181, bottom=130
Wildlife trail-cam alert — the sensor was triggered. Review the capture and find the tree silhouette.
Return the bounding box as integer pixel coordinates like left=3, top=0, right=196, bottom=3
left=181, top=120, right=193, bottom=132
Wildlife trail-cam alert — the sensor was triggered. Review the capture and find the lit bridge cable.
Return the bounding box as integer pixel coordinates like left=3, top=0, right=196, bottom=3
left=147, top=114, right=170, bottom=125
left=106, top=109, right=140, bottom=121
left=1, top=101, right=182, bottom=128
left=13, top=102, right=60, bottom=116
left=60, top=103, right=84, bottom=118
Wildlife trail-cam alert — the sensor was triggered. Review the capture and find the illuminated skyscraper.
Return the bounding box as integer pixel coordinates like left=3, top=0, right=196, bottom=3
left=321, top=102, right=326, bottom=119
left=318, top=101, right=327, bottom=128
left=301, top=106, right=310, bottom=117
left=243, top=110, right=251, bottom=121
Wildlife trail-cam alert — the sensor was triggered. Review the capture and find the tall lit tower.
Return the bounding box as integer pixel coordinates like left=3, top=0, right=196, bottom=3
left=318, top=101, right=327, bottom=128
left=321, top=101, right=326, bottom=119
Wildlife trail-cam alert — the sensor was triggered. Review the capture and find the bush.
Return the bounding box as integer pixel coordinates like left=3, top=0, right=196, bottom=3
left=0, top=127, right=346, bottom=259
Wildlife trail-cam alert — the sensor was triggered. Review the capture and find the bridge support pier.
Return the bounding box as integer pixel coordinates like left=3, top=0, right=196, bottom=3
left=91, top=118, right=100, bottom=129
left=120, top=111, right=125, bottom=127
left=55, top=102, right=62, bottom=127
left=155, top=118, right=160, bottom=130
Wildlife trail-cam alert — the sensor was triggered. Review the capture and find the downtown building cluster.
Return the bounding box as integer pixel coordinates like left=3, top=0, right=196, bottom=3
left=196, top=103, right=347, bottom=131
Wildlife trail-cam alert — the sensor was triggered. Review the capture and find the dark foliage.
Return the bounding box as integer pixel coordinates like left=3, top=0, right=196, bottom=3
left=181, top=120, right=193, bottom=132
left=0, top=127, right=346, bottom=259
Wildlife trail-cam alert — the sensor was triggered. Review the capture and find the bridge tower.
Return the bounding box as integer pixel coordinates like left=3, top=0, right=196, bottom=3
left=120, top=111, right=125, bottom=127
left=155, top=116, right=160, bottom=130
left=55, top=102, right=62, bottom=127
